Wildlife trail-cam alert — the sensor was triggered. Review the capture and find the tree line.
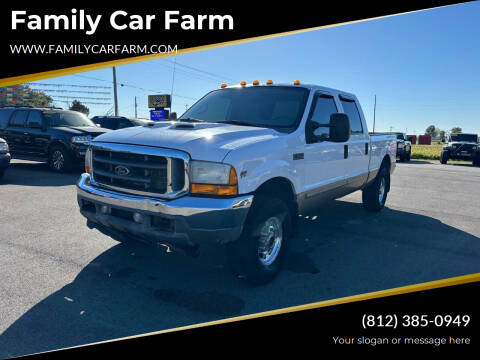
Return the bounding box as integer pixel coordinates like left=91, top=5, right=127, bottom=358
left=425, top=125, right=462, bottom=140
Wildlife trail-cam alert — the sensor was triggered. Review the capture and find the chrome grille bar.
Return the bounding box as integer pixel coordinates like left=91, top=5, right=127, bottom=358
left=89, top=142, right=190, bottom=199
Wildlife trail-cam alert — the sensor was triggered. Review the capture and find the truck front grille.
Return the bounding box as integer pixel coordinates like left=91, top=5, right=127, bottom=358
left=90, top=143, right=189, bottom=198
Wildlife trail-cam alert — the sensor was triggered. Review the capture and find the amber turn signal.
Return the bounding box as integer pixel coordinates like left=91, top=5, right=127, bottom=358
left=190, top=184, right=238, bottom=196
left=190, top=167, right=238, bottom=196
left=85, top=165, right=90, bottom=174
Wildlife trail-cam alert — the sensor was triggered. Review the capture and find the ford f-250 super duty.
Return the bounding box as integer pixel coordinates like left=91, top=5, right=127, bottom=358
left=76, top=81, right=396, bottom=284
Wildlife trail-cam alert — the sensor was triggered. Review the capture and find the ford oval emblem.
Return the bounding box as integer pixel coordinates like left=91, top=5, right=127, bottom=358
left=114, top=165, right=130, bottom=176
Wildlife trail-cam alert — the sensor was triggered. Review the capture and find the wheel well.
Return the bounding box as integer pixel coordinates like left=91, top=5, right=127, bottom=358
left=48, top=141, right=68, bottom=155
left=380, top=156, right=391, bottom=192
left=254, top=177, right=298, bottom=217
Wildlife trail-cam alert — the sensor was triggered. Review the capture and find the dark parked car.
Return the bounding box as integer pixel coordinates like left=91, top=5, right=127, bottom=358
left=91, top=116, right=153, bottom=130
left=0, top=137, right=10, bottom=179
left=393, top=132, right=411, bottom=162
left=0, top=106, right=109, bottom=172
left=441, top=133, right=479, bottom=166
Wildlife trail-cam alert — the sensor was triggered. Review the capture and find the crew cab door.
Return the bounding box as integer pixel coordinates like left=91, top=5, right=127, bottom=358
left=300, top=92, right=347, bottom=212
left=24, top=110, right=49, bottom=157
left=4, top=110, right=29, bottom=154
left=338, top=96, right=370, bottom=190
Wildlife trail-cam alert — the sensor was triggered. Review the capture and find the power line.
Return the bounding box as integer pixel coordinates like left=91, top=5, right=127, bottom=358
left=52, top=98, right=112, bottom=105
left=162, top=59, right=239, bottom=83
left=72, top=74, right=197, bottom=101
left=142, top=61, right=229, bottom=84
left=27, top=82, right=111, bottom=89
left=53, top=95, right=111, bottom=101
left=32, top=88, right=111, bottom=95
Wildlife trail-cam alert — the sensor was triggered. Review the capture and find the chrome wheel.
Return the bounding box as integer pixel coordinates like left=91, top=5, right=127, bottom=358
left=378, top=176, right=386, bottom=204
left=52, top=150, right=65, bottom=170
left=258, top=216, right=283, bottom=266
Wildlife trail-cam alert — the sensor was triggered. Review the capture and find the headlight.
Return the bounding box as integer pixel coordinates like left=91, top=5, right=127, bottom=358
left=0, top=142, right=8, bottom=153
left=71, top=136, right=91, bottom=145
left=189, top=160, right=238, bottom=196
left=85, top=147, right=92, bottom=174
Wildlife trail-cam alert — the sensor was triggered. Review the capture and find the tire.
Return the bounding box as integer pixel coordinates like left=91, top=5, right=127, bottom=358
left=362, top=167, right=389, bottom=212
left=473, top=154, right=480, bottom=167
left=226, top=195, right=291, bottom=285
left=440, top=150, right=448, bottom=165
left=398, top=155, right=404, bottom=162
left=48, top=144, right=72, bottom=173
left=0, top=168, right=4, bottom=179
left=406, top=150, right=411, bottom=162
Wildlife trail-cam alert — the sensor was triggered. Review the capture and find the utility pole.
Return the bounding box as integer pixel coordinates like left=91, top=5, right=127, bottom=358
left=112, top=67, right=119, bottom=116
left=170, top=58, right=176, bottom=111
left=373, top=94, right=377, bottom=133
left=134, top=96, right=138, bottom=118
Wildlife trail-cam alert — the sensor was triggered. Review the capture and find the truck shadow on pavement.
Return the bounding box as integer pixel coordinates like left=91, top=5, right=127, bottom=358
left=1, top=200, right=480, bottom=358
left=1, top=161, right=82, bottom=187
left=404, top=160, right=433, bottom=164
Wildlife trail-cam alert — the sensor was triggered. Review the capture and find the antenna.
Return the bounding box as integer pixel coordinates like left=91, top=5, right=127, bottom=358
left=373, top=94, right=377, bottom=133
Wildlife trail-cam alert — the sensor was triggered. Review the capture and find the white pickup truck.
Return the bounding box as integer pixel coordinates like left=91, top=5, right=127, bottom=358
left=77, top=81, right=396, bottom=284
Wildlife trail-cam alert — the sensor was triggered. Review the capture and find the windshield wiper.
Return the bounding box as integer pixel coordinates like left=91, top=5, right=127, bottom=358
left=216, top=120, right=264, bottom=127
left=177, top=117, right=204, bottom=123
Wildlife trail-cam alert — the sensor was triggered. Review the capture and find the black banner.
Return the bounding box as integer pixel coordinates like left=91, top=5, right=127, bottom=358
left=16, top=279, right=478, bottom=358
left=0, top=1, right=467, bottom=80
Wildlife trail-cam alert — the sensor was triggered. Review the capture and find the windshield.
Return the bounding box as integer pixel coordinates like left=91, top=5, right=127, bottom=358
left=396, top=133, right=405, bottom=140
left=450, top=134, right=478, bottom=143
left=180, top=86, right=309, bottom=131
left=43, top=110, right=96, bottom=127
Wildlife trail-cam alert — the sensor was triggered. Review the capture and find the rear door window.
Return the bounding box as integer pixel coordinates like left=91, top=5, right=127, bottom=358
left=340, top=97, right=363, bottom=134
left=9, top=110, right=28, bottom=127
left=27, top=111, right=43, bottom=128
left=92, top=117, right=103, bottom=126
left=117, top=118, right=133, bottom=129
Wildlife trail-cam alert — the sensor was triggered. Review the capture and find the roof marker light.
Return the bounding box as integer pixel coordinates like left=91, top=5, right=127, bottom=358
left=266, top=79, right=273, bottom=85
left=294, top=80, right=301, bottom=85
left=221, top=83, right=227, bottom=88
left=240, top=81, right=246, bottom=86
left=253, top=80, right=259, bottom=85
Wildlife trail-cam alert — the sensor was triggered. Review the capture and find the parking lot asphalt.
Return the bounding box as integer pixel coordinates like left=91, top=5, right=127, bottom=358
left=1, top=159, right=480, bottom=358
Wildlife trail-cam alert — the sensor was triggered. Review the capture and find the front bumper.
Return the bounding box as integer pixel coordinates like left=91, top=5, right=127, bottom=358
left=0, top=153, right=11, bottom=169
left=76, top=173, right=253, bottom=249
left=71, top=144, right=88, bottom=160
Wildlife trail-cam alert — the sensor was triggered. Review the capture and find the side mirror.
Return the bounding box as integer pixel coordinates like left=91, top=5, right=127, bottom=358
left=169, top=112, right=177, bottom=120
left=329, top=113, right=350, bottom=142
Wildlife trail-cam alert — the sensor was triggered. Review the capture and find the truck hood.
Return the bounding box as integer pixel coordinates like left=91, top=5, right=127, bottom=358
left=92, top=121, right=280, bottom=162
left=53, top=126, right=110, bottom=137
